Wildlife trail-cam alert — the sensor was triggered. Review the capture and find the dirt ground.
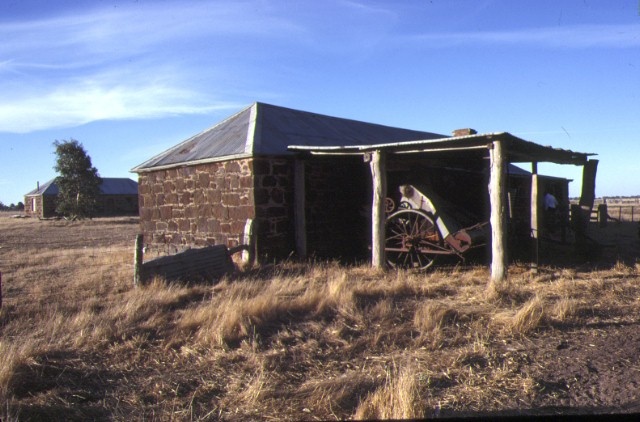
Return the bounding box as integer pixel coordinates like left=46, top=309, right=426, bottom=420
left=450, top=221, right=640, bottom=418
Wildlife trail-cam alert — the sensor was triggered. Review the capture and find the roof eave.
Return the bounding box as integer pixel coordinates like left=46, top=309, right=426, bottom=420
left=131, top=153, right=253, bottom=173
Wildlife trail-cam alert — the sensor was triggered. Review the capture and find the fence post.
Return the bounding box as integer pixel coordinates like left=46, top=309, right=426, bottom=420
left=134, top=234, right=144, bottom=287
left=0, top=271, right=3, bottom=309
left=598, top=204, right=608, bottom=228
left=632, top=206, right=634, bottom=223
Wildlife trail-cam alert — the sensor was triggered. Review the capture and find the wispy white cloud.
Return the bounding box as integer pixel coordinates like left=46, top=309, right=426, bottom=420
left=0, top=1, right=304, bottom=68
left=0, top=1, right=303, bottom=133
left=0, top=70, right=239, bottom=133
left=404, top=24, right=640, bottom=49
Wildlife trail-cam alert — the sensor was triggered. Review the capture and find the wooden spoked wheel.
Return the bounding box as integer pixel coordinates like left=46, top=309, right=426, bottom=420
left=385, top=209, right=440, bottom=270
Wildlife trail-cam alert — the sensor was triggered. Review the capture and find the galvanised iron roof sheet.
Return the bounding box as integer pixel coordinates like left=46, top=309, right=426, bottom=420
left=132, top=102, right=445, bottom=172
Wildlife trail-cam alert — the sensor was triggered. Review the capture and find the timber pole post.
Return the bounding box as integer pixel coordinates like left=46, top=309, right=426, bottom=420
left=531, top=162, right=539, bottom=274
left=134, top=234, right=144, bottom=287
left=489, top=140, right=507, bottom=285
left=369, top=150, right=387, bottom=269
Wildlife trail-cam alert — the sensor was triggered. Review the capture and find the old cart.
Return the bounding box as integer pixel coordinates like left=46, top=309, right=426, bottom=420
left=385, top=184, right=489, bottom=270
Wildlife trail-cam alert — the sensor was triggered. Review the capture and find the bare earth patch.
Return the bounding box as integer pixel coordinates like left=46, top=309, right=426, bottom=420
left=1, top=214, right=640, bottom=420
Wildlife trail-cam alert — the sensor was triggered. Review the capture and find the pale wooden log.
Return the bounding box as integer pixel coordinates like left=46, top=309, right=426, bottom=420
left=294, top=158, right=307, bottom=259
left=531, top=163, right=539, bottom=273
left=242, top=218, right=255, bottom=265
left=369, top=150, right=387, bottom=269
left=489, top=140, right=507, bottom=283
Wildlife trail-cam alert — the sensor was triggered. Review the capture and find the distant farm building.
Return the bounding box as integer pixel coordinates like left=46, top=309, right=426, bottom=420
left=132, top=102, right=596, bottom=275
left=24, top=177, right=139, bottom=219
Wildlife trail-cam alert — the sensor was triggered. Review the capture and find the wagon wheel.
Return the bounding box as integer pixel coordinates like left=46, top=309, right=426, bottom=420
left=385, top=209, right=440, bottom=270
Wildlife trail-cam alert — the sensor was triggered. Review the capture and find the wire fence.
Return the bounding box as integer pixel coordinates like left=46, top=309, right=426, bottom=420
left=588, top=205, right=638, bottom=223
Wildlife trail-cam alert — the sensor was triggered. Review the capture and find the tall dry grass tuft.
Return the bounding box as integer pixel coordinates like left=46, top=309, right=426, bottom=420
left=548, top=296, right=578, bottom=324
left=353, top=364, right=426, bottom=420
left=497, top=295, right=546, bottom=335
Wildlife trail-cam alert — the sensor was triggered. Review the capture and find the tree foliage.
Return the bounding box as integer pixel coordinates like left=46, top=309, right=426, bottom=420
left=53, top=139, right=102, bottom=219
left=0, top=202, right=24, bottom=211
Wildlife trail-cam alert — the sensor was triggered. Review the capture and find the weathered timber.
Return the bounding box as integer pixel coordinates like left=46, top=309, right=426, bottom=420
left=580, top=159, right=599, bottom=211
left=242, top=218, right=256, bottom=265
left=134, top=234, right=144, bottom=287
left=142, top=244, right=235, bottom=283
left=489, top=140, right=507, bottom=283
left=531, top=162, right=539, bottom=273
left=369, top=150, right=387, bottom=269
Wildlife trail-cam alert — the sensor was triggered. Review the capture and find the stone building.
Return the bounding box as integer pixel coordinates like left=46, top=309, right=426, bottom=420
left=131, top=102, right=444, bottom=260
left=24, top=177, right=139, bottom=219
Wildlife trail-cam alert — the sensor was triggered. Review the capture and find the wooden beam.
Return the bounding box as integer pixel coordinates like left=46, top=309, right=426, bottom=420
left=530, top=162, right=539, bottom=274
left=294, top=158, right=307, bottom=259
left=579, top=159, right=599, bottom=211
left=369, top=150, right=387, bottom=269
left=489, top=140, right=507, bottom=284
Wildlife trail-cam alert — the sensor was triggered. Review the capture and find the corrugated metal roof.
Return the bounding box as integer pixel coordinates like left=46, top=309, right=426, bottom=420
left=25, top=178, right=138, bottom=196
left=132, top=106, right=252, bottom=171
left=131, top=102, right=445, bottom=172
left=99, top=178, right=139, bottom=195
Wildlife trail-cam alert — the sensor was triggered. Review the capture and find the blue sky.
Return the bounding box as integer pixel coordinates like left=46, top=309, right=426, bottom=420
left=1, top=0, right=639, bottom=204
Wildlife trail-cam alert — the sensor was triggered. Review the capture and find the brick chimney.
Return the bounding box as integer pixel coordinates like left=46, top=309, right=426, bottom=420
left=452, top=128, right=477, bottom=137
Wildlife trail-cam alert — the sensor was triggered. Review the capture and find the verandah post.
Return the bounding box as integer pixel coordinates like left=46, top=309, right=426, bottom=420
left=489, top=140, right=507, bottom=285
left=530, top=162, right=539, bottom=274
left=369, top=150, right=387, bottom=269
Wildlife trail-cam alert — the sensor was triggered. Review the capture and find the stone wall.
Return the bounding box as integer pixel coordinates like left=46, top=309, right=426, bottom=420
left=304, top=156, right=371, bottom=260
left=138, top=159, right=254, bottom=250
left=137, top=157, right=295, bottom=260
left=24, top=195, right=57, bottom=219
left=252, top=157, right=295, bottom=259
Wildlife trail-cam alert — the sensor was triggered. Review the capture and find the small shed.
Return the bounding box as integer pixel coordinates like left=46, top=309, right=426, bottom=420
left=24, top=177, right=139, bottom=218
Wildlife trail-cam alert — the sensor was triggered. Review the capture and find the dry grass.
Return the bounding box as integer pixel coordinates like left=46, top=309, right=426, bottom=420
left=2, top=215, right=640, bottom=419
